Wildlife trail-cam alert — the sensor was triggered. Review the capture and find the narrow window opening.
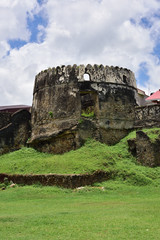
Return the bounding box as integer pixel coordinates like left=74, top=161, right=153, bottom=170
left=123, top=75, right=127, bottom=84
left=84, top=73, right=90, bottom=81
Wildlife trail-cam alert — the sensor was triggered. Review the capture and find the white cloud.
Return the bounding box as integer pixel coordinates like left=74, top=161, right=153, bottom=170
left=0, top=0, right=39, bottom=42
left=0, top=0, right=160, bottom=105
left=0, top=41, right=10, bottom=58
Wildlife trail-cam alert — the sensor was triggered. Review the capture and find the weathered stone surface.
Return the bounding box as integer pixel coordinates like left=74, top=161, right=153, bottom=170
left=0, top=110, right=31, bottom=154
left=128, top=131, right=160, bottom=167
left=135, top=104, right=160, bottom=128
left=0, top=112, right=11, bottom=129
left=30, top=64, right=138, bottom=153
left=128, top=138, right=136, bottom=157
left=0, top=170, right=116, bottom=188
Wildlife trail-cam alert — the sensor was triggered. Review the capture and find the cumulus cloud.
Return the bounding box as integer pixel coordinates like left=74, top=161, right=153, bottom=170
left=0, top=0, right=160, bottom=105
left=0, top=0, right=38, bottom=42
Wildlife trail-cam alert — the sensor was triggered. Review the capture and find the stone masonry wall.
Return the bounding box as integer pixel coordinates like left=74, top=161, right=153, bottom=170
left=135, top=104, right=160, bottom=128
left=30, top=64, right=138, bottom=153
left=0, top=110, right=31, bottom=154
left=128, top=131, right=160, bottom=167
left=0, top=112, right=11, bottom=129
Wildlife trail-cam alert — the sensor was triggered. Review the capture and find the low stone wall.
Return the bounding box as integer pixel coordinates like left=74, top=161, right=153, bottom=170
left=135, top=104, right=160, bottom=128
left=0, top=170, right=116, bottom=188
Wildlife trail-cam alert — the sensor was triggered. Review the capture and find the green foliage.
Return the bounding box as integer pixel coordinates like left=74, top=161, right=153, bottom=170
left=0, top=128, right=160, bottom=187
left=81, top=106, right=95, bottom=118
left=4, top=177, right=9, bottom=187
left=142, top=128, right=160, bottom=142
left=116, top=170, right=153, bottom=186
left=127, top=128, right=160, bottom=143
left=26, top=137, right=31, bottom=144
left=78, top=118, right=84, bottom=124
left=48, top=111, right=53, bottom=118
left=81, top=110, right=95, bottom=118
left=0, top=177, right=16, bottom=189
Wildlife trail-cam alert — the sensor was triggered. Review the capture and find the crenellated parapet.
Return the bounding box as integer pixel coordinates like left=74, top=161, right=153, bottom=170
left=34, top=64, right=137, bottom=94
left=30, top=64, right=138, bottom=154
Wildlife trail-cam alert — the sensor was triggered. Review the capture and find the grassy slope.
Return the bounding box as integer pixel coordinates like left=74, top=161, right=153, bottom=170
left=0, top=128, right=160, bottom=186
left=141, top=128, right=160, bottom=142
left=0, top=183, right=160, bottom=240
left=1, top=129, right=160, bottom=239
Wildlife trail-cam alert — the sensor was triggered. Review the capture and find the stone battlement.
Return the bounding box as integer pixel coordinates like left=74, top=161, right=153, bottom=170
left=33, top=64, right=137, bottom=94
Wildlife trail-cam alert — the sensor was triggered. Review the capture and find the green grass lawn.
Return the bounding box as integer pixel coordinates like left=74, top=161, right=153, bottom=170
left=0, top=128, right=160, bottom=239
left=0, top=182, right=160, bottom=240
left=0, top=128, right=160, bottom=187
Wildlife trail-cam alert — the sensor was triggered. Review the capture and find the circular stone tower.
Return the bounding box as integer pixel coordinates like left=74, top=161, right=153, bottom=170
left=30, top=64, right=138, bottom=153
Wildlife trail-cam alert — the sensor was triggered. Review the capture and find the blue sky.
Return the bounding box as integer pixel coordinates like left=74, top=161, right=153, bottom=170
left=0, top=0, right=160, bottom=105
left=8, top=12, right=47, bottom=48
left=8, top=2, right=48, bottom=49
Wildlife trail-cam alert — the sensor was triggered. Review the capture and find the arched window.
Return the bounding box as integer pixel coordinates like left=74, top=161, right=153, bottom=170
left=84, top=73, right=90, bottom=81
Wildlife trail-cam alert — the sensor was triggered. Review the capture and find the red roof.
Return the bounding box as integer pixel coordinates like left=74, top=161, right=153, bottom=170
left=146, top=90, right=160, bottom=101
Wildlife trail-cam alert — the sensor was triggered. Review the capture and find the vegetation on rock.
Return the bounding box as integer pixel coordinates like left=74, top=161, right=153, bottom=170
left=0, top=128, right=160, bottom=239
left=0, top=128, right=160, bottom=186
